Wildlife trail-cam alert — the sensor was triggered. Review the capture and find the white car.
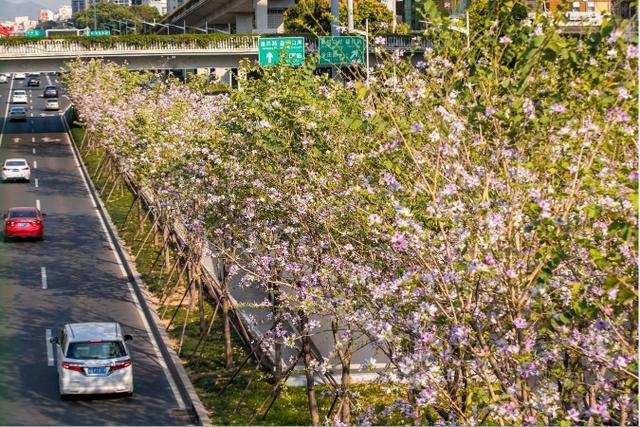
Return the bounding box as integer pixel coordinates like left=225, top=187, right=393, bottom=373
left=12, top=90, right=27, bottom=103
left=8, top=106, right=27, bottom=121
left=45, top=98, right=59, bottom=111
left=50, top=322, right=134, bottom=398
left=13, top=72, right=26, bottom=79
left=0, top=74, right=7, bottom=83
left=2, top=158, right=30, bottom=182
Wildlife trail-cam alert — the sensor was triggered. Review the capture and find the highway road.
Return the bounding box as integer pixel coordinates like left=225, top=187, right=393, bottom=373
left=0, top=74, right=192, bottom=425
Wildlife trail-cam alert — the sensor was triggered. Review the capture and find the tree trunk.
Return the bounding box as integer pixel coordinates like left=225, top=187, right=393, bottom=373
left=221, top=259, right=234, bottom=369
left=301, top=311, right=320, bottom=426
left=273, top=283, right=282, bottom=398
left=332, top=318, right=353, bottom=424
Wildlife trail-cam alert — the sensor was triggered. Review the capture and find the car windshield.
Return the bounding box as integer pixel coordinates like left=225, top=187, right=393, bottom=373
left=10, top=109, right=25, bottom=113
left=66, top=341, right=127, bottom=360
left=6, top=161, right=26, bottom=166
left=46, top=86, right=55, bottom=90
left=8, top=209, right=36, bottom=218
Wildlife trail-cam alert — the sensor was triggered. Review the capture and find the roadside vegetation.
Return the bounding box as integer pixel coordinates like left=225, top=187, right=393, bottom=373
left=64, top=1, right=637, bottom=425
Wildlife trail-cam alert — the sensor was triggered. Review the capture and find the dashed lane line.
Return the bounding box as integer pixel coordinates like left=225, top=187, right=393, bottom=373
left=34, top=178, right=38, bottom=188
left=36, top=199, right=40, bottom=210
left=41, top=266, right=47, bottom=289
left=0, top=76, right=15, bottom=147
left=46, top=329, right=54, bottom=366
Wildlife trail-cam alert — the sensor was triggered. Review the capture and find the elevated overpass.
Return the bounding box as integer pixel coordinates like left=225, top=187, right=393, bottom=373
left=0, top=35, right=430, bottom=77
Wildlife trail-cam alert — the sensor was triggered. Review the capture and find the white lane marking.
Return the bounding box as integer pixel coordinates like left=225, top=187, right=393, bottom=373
left=32, top=147, right=36, bottom=154
left=12, top=137, right=20, bottom=143
left=33, top=160, right=37, bottom=169
left=31, top=137, right=35, bottom=143
left=0, top=77, right=15, bottom=148
left=46, top=329, right=54, bottom=366
left=36, top=199, right=40, bottom=210
left=41, top=266, right=47, bottom=289
left=60, top=113, right=186, bottom=410
left=34, top=178, right=38, bottom=188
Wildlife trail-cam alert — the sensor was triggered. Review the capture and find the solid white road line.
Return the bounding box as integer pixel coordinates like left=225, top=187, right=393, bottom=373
left=46, top=329, right=54, bottom=366
left=36, top=199, right=40, bottom=210
left=33, top=160, right=37, bottom=169
left=34, top=178, right=38, bottom=188
left=0, top=77, right=14, bottom=147
left=41, top=266, right=47, bottom=289
left=60, top=113, right=186, bottom=410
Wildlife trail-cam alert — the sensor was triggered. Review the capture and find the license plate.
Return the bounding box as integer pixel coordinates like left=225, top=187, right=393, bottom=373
left=11, top=169, right=19, bottom=172
left=19, top=223, right=28, bottom=227
left=88, top=367, right=107, bottom=375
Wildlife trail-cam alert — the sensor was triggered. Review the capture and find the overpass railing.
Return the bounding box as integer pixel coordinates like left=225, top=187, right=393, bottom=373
left=0, top=35, right=430, bottom=58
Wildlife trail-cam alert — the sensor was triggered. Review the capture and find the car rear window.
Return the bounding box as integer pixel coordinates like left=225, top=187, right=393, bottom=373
left=13, top=91, right=25, bottom=95
left=66, top=341, right=127, bottom=360
left=6, top=161, right=26, bottom=166
left=8, top=209, right=36, bottom=218
left=47, top=99, right=58, bottom=103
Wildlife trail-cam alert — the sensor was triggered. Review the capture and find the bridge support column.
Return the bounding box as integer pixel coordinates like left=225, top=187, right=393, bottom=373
left=236, top=14, right=253, bottom=34
left=255, top=0, right=268, bottom=34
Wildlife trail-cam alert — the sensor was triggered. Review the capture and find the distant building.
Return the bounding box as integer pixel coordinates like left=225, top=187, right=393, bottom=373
left=39, top=9, right=54, bottom=23
left=71, top=0, right=87, bottom=15
left=132, top=0, right=168, bottom=15
left=167, top=0, right=185, bottom=15
left=545, top=0, right=611, bottom=13
left=58, top=5, right=73, bottom=20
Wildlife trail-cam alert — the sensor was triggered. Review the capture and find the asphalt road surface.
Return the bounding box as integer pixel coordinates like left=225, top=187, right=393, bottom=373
left=0, top=74, right=190, bottom=425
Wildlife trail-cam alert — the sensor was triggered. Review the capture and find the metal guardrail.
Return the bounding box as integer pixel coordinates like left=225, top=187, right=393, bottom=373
left=0, top=35, right=430, bottom=58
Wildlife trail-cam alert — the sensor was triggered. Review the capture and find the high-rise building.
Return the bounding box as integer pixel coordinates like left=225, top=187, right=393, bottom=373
left=39, top=9, right=54, bottom=22
left=132, top=0, right=167, bottom=15
left=167, top=0, right=185, bottom=15
left=71, top=0, right=87, bottom=15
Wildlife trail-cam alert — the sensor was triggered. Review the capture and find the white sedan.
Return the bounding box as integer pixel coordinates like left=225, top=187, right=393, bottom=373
left=0, top=74, right=7, bottom=83
left=50, top=322, right=134, bottom=398
left=12, top=90, right=27, bottom=103
left=2, top=158, right=30, bottom=182
left=13, top=72, right=26, bottom=79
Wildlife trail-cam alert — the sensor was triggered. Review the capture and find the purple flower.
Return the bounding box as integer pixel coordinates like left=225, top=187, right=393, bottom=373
left=499, top=36, right=513, bottom=44
left=368, top=213, right=383, bottom=225
left=484, top=254, right=496, bottom=265
left=391, top=233, right=408, bottom=251
left=513, top=317, right=527, bottom=329
left=374, top=36, right=385, bottom=45
left=627, top=44, right=638, bottom=59
left=506, top=269, right=518, bottom=279
left=566, top=408, right=581, bottom=422
left=550, top=103, right=567, bottom=113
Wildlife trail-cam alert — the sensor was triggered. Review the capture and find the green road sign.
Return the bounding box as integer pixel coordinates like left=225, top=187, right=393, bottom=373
left=88, top=30, right=111, bottom=37
left=318, top=36, right=365, bottom=65
left=25, top=29, right=45, bottom=38
left=258, top=37, right=305, bottom=66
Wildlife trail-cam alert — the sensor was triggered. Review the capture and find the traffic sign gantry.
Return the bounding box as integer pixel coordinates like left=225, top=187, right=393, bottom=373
left=25, top=29, right=46, bottom=38
left=318, top=36, right=365, bottom=65
left=88, top=30, right=111, bottom=37
left=258, top=37, right=305, bottom=66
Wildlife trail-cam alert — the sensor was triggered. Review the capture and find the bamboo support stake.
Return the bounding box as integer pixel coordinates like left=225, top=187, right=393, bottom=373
left=135, top=215, right=160, bottom=259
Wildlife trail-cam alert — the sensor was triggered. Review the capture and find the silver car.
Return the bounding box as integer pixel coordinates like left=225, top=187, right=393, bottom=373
left=45, top=98, right=59, bottom=111
left=8, top=106, right=27, bottom=121
left=50, top=322, right=134, bottom=398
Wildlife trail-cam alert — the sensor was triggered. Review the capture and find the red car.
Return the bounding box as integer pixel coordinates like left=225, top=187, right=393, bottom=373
left=3, top=207, right=45, bottom=240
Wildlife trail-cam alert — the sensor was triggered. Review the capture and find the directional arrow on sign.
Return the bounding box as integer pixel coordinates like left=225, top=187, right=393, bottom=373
left=266, top=52, right=274, bottom=64
left=350, top=50, right=359, bottom=60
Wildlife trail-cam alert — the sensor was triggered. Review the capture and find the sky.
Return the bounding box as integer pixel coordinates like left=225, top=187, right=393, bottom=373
left=8, top=0, right=68, bottom=11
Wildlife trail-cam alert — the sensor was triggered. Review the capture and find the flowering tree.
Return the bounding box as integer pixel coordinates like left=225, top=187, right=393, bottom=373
left=64, top=3, right=637, bottom=424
